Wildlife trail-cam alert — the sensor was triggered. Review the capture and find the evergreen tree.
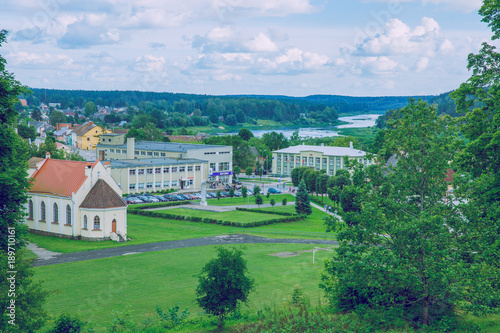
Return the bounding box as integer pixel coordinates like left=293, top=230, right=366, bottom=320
left=295, top=179, right=312, bottom=215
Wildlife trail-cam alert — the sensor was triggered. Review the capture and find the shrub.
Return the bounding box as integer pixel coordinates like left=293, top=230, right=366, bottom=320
left=49, top=313, right=84, bottom=333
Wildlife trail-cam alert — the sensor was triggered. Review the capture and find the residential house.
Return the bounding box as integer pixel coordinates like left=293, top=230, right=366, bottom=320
left=72, top=121, right=111, bottom=150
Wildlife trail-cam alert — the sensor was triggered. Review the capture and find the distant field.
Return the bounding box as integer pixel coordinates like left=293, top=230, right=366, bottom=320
left=161, top=208, right=288, bottom=224
left=34, top=243, right=335, bottom=326
left=202, top=194, right=294, bottom=206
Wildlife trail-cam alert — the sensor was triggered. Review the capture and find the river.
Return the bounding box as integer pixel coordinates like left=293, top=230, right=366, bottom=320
left=238, top=114, right=380, bottom=138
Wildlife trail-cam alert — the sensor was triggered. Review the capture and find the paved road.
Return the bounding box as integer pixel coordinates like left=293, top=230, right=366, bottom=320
left=33, top=234, right=338, bottom=267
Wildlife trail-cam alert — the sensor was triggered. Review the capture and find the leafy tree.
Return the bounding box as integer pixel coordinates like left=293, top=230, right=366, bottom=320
left=235, top=110, right=246, bottom=123
left=305, top=171, right=319, bottom=194
left=31, top=108, right=42, bottom=121
left=245, top=166, right=253, bottom=176
left=142, top=122, right=164, bottom=141
left=233, top=165, right=241, bottom=177
left=84, top=101, right=97, bottom=117
left=321, top=99, right=494, bottom=327
left=241, top=186, right=248, bottom=199
left=295, top=179, right=312, bottom=215
left=262, top=131, right=288, bottom=151
left=195, top=247, right=254, bottom=328
left=252, top=185, right=261, bottom=196
left=289, top=130, right=302, bottom=146
left=238, top=128, right=254, bottom=141
left=282, top=198, right=287, bottom=206
left=17, top=124, right=37, bottom=141
left=224, top=114, right=237, bottom=126
left=0, top=29, right=48, bottom=332
left=125, top=128, right=144, bottom=140
left=270, top=198, right=276, bottom=206
left=316, top=173, right=329, bottom=202
left=49, top=110, right=67, bottom=126
left=255, top=194, right=263, bottom=208
left=48, top=313, right=84, bottom=333
left=228, top=187, right=235, bottom=203
left=216, top=190, right=222, bottom=201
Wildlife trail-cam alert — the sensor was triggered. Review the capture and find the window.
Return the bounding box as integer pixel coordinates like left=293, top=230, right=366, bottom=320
left=302, top=157, right=307, bottom=166
left=188, top=166, right=193, bottom=172
left=66, top=205, right=71, bottom=225
left=359, top=158, right=363, bottom=163
left=329, top=169, right=334, bottom=176
left=336, top=157, right=341, bottom=168
left=210, top=163, right=216, bottom=171
left=108, top=139, right=111, bottom=142
left=138, top=169, right=144, bottom=175
left=147, top=152, right=152, bottom=156
left=277, top=154, right=281, bottom=162
left=163, top=181, right=170, bottom=186
left=309, top=157, right=313, bottom=166
left=140, top=151, right=146, bottom=156
left=283, top=166, right=287, bottom=174
left=322, top=158, right=327, bottom=166
left=204, top=152, right=216, bottom=155
left=160, top=153, right=166, bottom=157
left=189, top=179, right=193, bottom=185
left=155, top=168, right=161, bottom=174
left=129, top=184, right=136, bottom=190
left=154, top=152, right=159, bottom=157
left=110, top=148, right=115, bottom=153
left=218, top=163, right=224, bottom=171
left=87, top=137, right=90, bottom=141
left=179, top=166, right=185, bottom=172
left=28, top=200, right=33, bottom=219
left=155, top=181, right=161, bottom=188
left=284, top=155, right=288, bottom=163
left=53, top=203, right=58, bottom=223
left=219, top=151, right=230, bottom=154
left=40, top=201, right=46, bottom=221
left=147, top=168, right=153, bottom=174
left=180, top=154, right=183, bottom=158
left=129, top=169, right=136, bottom=175
left=138, top=183, right=145, bottom=189
left=93, top=216, right=100, bottom=230
left=329, top=157, right=334, bottom=166
left=316, top=157, right=320, bottom=165
left=172, top=180, right=178, bottom=186
left=171, top=167, right=177, bottom=172
left=135, top=150, right=139, bottom=155
left=277, top=166, right=281, bottom=173
left=83, top=215, right=88, bottom=229
left=163, top=167, right=170, bottom=173
left=195, top=166, right=201, bottom=171
left=122, top=149, right=126, bottom=154
left=146, top=182, right=153, bottom=188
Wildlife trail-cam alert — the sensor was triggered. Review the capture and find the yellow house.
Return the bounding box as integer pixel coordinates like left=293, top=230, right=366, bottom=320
left=73, top=121, right=111, bottom=150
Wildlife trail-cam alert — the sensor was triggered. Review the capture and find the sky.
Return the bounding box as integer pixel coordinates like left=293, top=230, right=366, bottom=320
left=0, top=0, right=496, bottom=97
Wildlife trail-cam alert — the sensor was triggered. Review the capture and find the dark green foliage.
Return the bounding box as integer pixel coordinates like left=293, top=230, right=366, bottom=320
left=295, top=179, right=312, bottom=215
left=49, top=313, right=84, bottom=333
left=261, top=131, right=288, bottom=151
left=233, top=165, right=241, bottom=176
left=241, top=186, right=248, bottom=199
left=282, top=198, right=287, bottom=206
left=266, top=192, right=270, bottom=199
left=255, top=194, right=263, bottom=208
left=245, top=167, right=253, bottom=176
left=270, top=199, right=276, bottom=206
left=155, top=304, right=189, bottom=327
left=17, top=124, right=36, bottom=141
left=195, top=247, right=254, bottom=327
left=252, top=186, right=261, bottom=196
left=216, top=190, right=222, bottom=201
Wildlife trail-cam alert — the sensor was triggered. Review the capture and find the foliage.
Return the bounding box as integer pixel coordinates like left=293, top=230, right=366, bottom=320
left=252, top=185, right=261, bottom=196
left=245, top=167, right=253, bottom=176
left=233, top=165, right=241, bottom=176
left=17, top=124, right=37, bottom=141
left=295, top=179, right=312, bottom=215
left=238, top=128, right=254, bottom=141
left=270, top=198, right=276, bottom=206
left=255, top=194, right=263, bottom=208
left=229, top=187, right=235, bottom=202
left=155, top=304, right=189, bottom=328
left=321, top=99, right=499, bottom=327
left=216, top=190, right=222, bottom=201
left=204, top=135, right=254, bottom=169
left=83, top=101, right=97, bottom=117
left=48, top=313, right=85, bottom=333
left=31, top=108, right=42, bottom=121
left=241, top=186, right=248, bottom=199
left=195, top=247, right=255, bottom=327
left=282, top=198, right=287, bottom=206
left=49, top=110, right=67, bottom=126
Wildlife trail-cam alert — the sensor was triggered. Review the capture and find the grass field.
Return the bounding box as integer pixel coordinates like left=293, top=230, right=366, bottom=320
left=202, top=194, right=294, bottom=206
left=35, top=243, right=334, bottom=326
left=162, top=208, right=291, bottom=224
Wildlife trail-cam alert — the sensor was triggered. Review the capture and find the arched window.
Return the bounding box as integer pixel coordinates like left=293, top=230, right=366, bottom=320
left=28, top=200, right=33, bottom=219
left=53, top=203, right=58, bottom=223
left=83, top=215, right=88, bottom=229
left=93, top=216, right=100, bottom=230
left=40, top=201, right=46, bottom=221
left=66, top=205, right=71, bottom=225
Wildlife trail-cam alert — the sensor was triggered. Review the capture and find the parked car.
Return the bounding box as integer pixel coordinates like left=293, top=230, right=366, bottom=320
left=234, top=191, right=242, bottom=197
left=191, top=193, right=202, bottom=199
left=164, top=194, right=177, bottom=201
left=268, top=188, right=282, bottom=194
left=154, top=195, right=167, bottom=202
left=232, top=179, right=242, bottom=185
left=254, top=169, right=268, bottom=175
left=126, top=197, right=142, bottom=204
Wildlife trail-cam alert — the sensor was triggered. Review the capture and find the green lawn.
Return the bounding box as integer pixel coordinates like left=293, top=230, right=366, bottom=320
left=35, top=243, right=334, bottom=327
left=202, top=194, right=294, bottom=206
left=28, top=203, right=333, bottom=253
left=162, top=208, right=291, bottom=224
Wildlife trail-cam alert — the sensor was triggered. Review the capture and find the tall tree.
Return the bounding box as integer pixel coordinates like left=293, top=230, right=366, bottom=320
left=83, top=101, right=97, bottom=117
left=30, top=108, right=42, bottom=121
left=322, top=99, right=498, bottom=327
left=195, top=247, right=254, bottom=328
left=0, top=29, right=48, bottom=332
left=295, top=179, right=312, bottom=215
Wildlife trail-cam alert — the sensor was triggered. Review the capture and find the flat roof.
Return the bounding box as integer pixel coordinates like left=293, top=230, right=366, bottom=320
left=108, top=158, right=208, bottom=169
left=98, top=140, right=231, bottom=152
left=273, top=144, right=369, bottom=157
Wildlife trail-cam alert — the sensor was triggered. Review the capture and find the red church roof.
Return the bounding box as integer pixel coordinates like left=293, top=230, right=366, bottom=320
left=29, top=158, right=92, bottom=197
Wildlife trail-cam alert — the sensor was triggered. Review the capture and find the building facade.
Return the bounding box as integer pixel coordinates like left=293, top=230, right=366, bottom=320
left=96, top=135, right=233, bottom=185
left=272, top=143, right=373, bottom=177
left=72, top=121, right=111, bottom=150
left=25, top=156, right=127, bottom=241
left=109, top=158, right=209, bottom=194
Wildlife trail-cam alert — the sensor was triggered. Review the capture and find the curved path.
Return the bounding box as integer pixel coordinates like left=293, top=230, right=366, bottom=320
left=33, top=234, right=338, bottom=267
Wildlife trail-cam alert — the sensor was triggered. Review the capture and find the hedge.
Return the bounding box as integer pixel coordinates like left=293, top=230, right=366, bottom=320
left=127, top=201, right=189, bottom=212
left=128, top=206, right=306, bottom=227
left=235, top=207, right=297, bottom=216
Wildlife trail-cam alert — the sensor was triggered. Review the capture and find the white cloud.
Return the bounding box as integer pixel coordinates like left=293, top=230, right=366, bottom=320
left=245, top=33, right=279, bottom=52
left=207, top=26, right=235, bottom=42
left=359, top=56, right=400, bottom=75
left=134, top=55, right=166, bottom=72
left=365, top=0, right=481, bottom=12
left=7, top=51, right=76, bottom=70
left=414, top=57, right=429, bottom=72
left=354, top=17, right=450, bottom=57
left=213, top=72, right=242, bottom=81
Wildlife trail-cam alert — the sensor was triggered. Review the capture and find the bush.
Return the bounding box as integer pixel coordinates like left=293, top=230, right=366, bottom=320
left=282, top=198, right=287, bottom=206
left=49, top=313, right=84, bottom=333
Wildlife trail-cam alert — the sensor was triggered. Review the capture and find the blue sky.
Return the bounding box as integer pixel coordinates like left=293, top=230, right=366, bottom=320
left=1, top=0, right=495, bottom=97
